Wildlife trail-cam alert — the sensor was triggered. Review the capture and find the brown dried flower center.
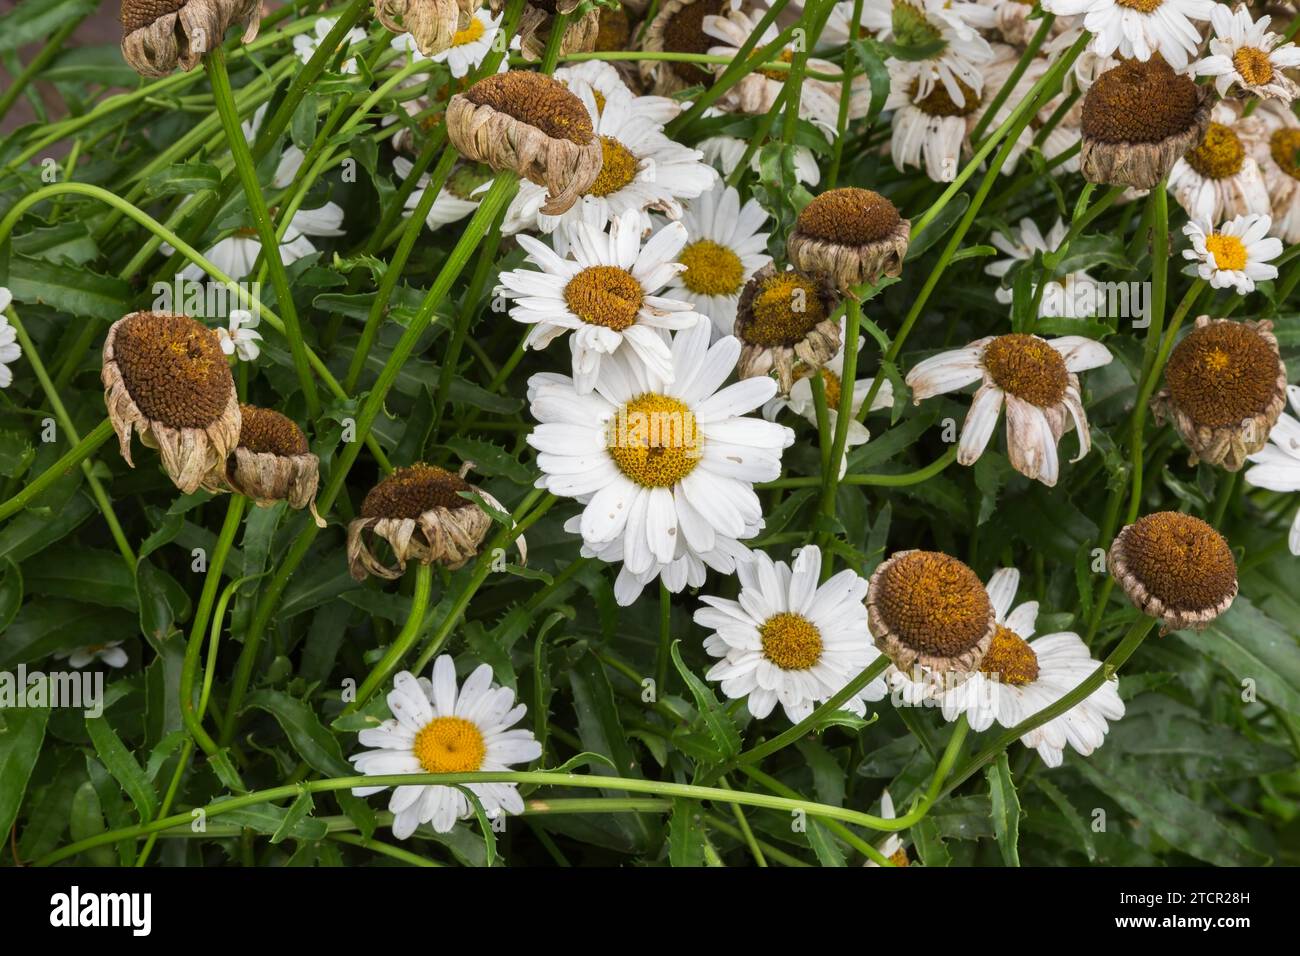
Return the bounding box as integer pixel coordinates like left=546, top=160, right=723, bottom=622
left=1118, top=512, right=1237, bottom=611
left=679, top=240, right=745, bottom=296
left=912, top=77, right=979, bottom=118
left=664, top=0, right=726, bottom=83
left=588, top=137, right=639, bottom=196
left=1165, top=322, right=1278, bottom=427
left=413, top=717, right=485, bottom=773
left=595, top=4, right=631, bottom=51
left=1269, top=128, right=1300, bottom=181
left=978, top=625, right=1039, bottom=686
left=462, top=71, right=593, bottom=144
left=361, top=464, right=475, bottom=518
left=760, top=612, right=824, bottom=670
left=1232, top=46, right=1274, bottom=86
left=1184, top=123, right=1244, bottom=180
left=1081, top=57, right=1200, bottom=144
left=564, top=265, right=644, bottom=331
left=797, top=188, right=901, bottom=246
left=606, top=394, right=700, bottom=487
left=237, top=405, right=308, bottom=456
left=121, top=0, right=187, bottom=33
left=982, top=334, right=1068, bottom=407
left=742, top=272, right=827, bottom=347
left=874, top=551, right=991, bottom=659
left=112, top=312, right=233, bottom=429
left=1115, top=0, right=1163, bottom=11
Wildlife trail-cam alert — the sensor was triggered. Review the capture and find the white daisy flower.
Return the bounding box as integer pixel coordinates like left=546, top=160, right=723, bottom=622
left=696, top=544, right=889, bottom=723
left=905, top=333, right=1113, bottom=486
left=0, top=287, right=21, bottom=389
left=350, top=656, right=542, bottom=839
left=554, top=60, right=682, bottom=127
left=527, top=319, right=795, bottom=588
left=393, top=155, right=488, bottom=229
left=503, top=85, right=718, bottom=237
left=938, top=567, right=1125, bottom=768
left=1240, top=99, right=1300, bottom=243
left=1181, top=213, right=1283, bottom=294
left=496, top=209, right=703, bottom=393
left=863, top=0, right=994, bottom=109
left=864, top=789, right=908, bottom=866
left=56, top=641, right=129, bottom=669
left=1042, top=0, right=1214, bottom=72
left=1245, top=386, right=1300, bottom=555
left=216, top=308, right=262, bottom=362
left=1168, top=103, right=1271, bottom=223
left=986, top=217, right=1104, bottom=318
left=1190, top=3, right=1300, bottom=101
left=293, top=16, right=368, bottom=74
left=391, top=7, right=504, bottom=78
left=662, top=182, right=772, bottom=340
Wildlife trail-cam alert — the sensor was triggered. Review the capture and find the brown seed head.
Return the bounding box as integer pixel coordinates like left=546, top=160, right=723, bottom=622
left=237, top=405, right=308, bottom=456
left=462, top=70, right=594, bottom=144
left=361, top=464, right=475, bottom=518
left=796, top=188, right=901, bottom=247
left=1082, top=57, right=1201, bottom=144
left=982, top=334, right=1069, bottom=408
left=120, top=0, right=187, bottom=32
left=1165, top=321, right=1279, bottom=428
left=1113, top=512, right=1237, bottom=615
left=111, top=312, right=234, bottom=429
left=873, top=551, right=992, bottom=659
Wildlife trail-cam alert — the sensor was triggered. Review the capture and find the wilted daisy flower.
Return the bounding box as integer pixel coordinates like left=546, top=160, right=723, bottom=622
left=119, top=0, right=258, bottom=76
left=1151, top=316, right=1287, bottom=471
left=496, top=209, right=701, bottom=393
left=201, top=405, right=322, bottom=524
left=986, top=218, right=1104, bottom=319
left=862, top=0, right=994, bottom=109
left=1240, top=100, right=1300, bottom=243
left=640, top=0, right=738, bottom=95
left=1168, top=103, right=1271, bottom=223
left=527, top=319, right=794, bottom=577
left=555, top=61, right=681, bottom=127
left=1079, top=56, right=1212, bottom=190
left=101, top=311, right=240, bottom=494
left=510, top=0, right=600, bottom=61
left=696, top=545, right=888, bottom=723
left=663, top=183, right=772, bottom=340
left=0, top=287, right=21, bottom=388
left=1181, top=214, right=1282, bottom=294
left=293, top=16, right=367, bottom=73
left=446, top=70, right=602, bottom=216
left=216, top=308, right=261, bottom=362
left=504, top=85, right=717, bottom=237
left=788, top=188, right=910, bottom=293
left=867, top=549, right=995, bottom=675
left=906, top=334, right=1113, bottom=486
left=1043, top=0, right=1213, bottom=71
left=393, top=155, right=491, bottom=228
left=350, top=656, right=542, bottom=839
left=734, top=264, right=842, bottom=394
left=939, top=567, right=1125, bottom=768
left=1190, top=3, right=1300, bottom=101
left=376, top=0, right=463, bottom=57
left=1108, top=511, right=1238, bottom=633
left=56, top=642, right=129, bottom=669
left=390, top=6, right=505, bottom=77
left=1244, top=387, right=1300, bottom=555
left=347, top=463, right=514, bottom=580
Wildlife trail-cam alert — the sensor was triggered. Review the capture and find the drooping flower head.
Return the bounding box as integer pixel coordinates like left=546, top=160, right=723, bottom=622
left=734, top=264, right=842, bottom=394
left=120, top=0, right=259, bottom=76
left=202, top=405, right=323, bottom=524
left=788, top=188, right=910, bottom=293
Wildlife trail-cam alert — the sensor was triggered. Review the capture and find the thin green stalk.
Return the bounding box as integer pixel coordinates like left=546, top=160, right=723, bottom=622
left=740, top=765, right=891, bottom=866
left=540, top=12, right=571, bottom=72
left=1125, top=183, right=1170, bottom=527
left=816, top=296, right=863, bottom=575
left=969, top=13, right=1054, bottom=146
left=348, top=563, right=434, bottom=711
left=759, top=445, right=958, bottom=489
left=328, top=832, right=442, bottom=866
left=0, top=418, right=113, bottom=522
left=717, top=778, right=767, bottom=867
left=656, top=583, right=673, bottom=695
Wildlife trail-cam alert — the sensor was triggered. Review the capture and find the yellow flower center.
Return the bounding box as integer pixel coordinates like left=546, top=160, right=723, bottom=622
left=1232, top=46, right=1274, bottom=86
left=817, top=368, right=842, bottom=409
left=1164, top=321, right=1279, bottom=427
left=977, top=625, right=1040, bottom=686
left=1115, top=0, right=1162, bottom=11
left=606, top=394, right=701, bottom=487
left=679, top=240, right=745, bottom=296
left=452, top=16, right=485, bottom=47
left=1269, top=128, right=1300, bottom=181
left=564, top=265, right=644, bottom=331
left=981, top=334, right=1069, bottom=408
left=1185, top=122, right=1245, bottom=180
left=741, top=272, right=827, bottom=347
left=874, top=551, right=991, bottom=660
left=759, top=612, right=824, bottom=670
left=1117, top=512, right=1237, bottom=613
left=1204, top=232, right=1248, bottom=272
left=759, top=48, right=796, bottom=82
left=888, top=847, right=910, bottom=866
left=413, top=716, right=486, bottom=773
left=588, top=136, right=640, bottom=197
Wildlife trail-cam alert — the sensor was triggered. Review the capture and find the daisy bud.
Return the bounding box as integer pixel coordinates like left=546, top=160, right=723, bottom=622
left=119, top=0, right=259, bottom=77
left=446, top=70, right=603, bottom=215
left=734, top=264, right=842, bottom=395
left=101, top=311, right=241, bottom=494
left=1107, top=512, right=1238, bottom=633
left=1080, top=56, right=1212, bottom=190
left=202, top=405, right=323, bottom=525
left=1150, top=316, right=1288, bottom=471
left=788, top=188, right=911, bottom=293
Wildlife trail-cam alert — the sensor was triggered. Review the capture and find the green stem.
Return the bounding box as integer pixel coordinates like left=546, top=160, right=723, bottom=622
left=816, top=296, right=862, bottom=573
left=348, top=563, right=434, bottom=711
left=827, top=0, right=865, bottom=188
left=759, top=445, right=958, bottom=489
left=0, top=418, right=113, bottom=522
left=656, top=583, right=672, bottom=695
left=969, top=13, right=1054, bottom=147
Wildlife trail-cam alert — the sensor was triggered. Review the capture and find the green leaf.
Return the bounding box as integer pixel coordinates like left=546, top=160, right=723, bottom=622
left=214, top=801, right=329, bottom=841
left=0, top=688, right=51, bottom=842
left=242, top=689, right=354, bottom=777
left=454, top=785, right=499, bottom=866
left=668, top=798, right=707, bottom=866
left=0, top=600, right=136, bottom=669
left=669, top=641, right=741, bottom=760
left=85, top=713, right=157, bottom=822
left=270, top=790, right=316, bottom=845
left=1183, top=597, right=1300, bottom=714
left=906, top=194, right=970, bottom=260
left=1033, top=777, right=1096, bottom=863
left=143, top=162, right=221, bottom=198
left=439, top=437, right=533, bottom=484
left=7, top=254, right=130, bottom=321
left=26, top=544, right=137, bottom=610
left=912, top=816, right=950, bottom=866
left=986, top=753, right=1021, bottom=866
